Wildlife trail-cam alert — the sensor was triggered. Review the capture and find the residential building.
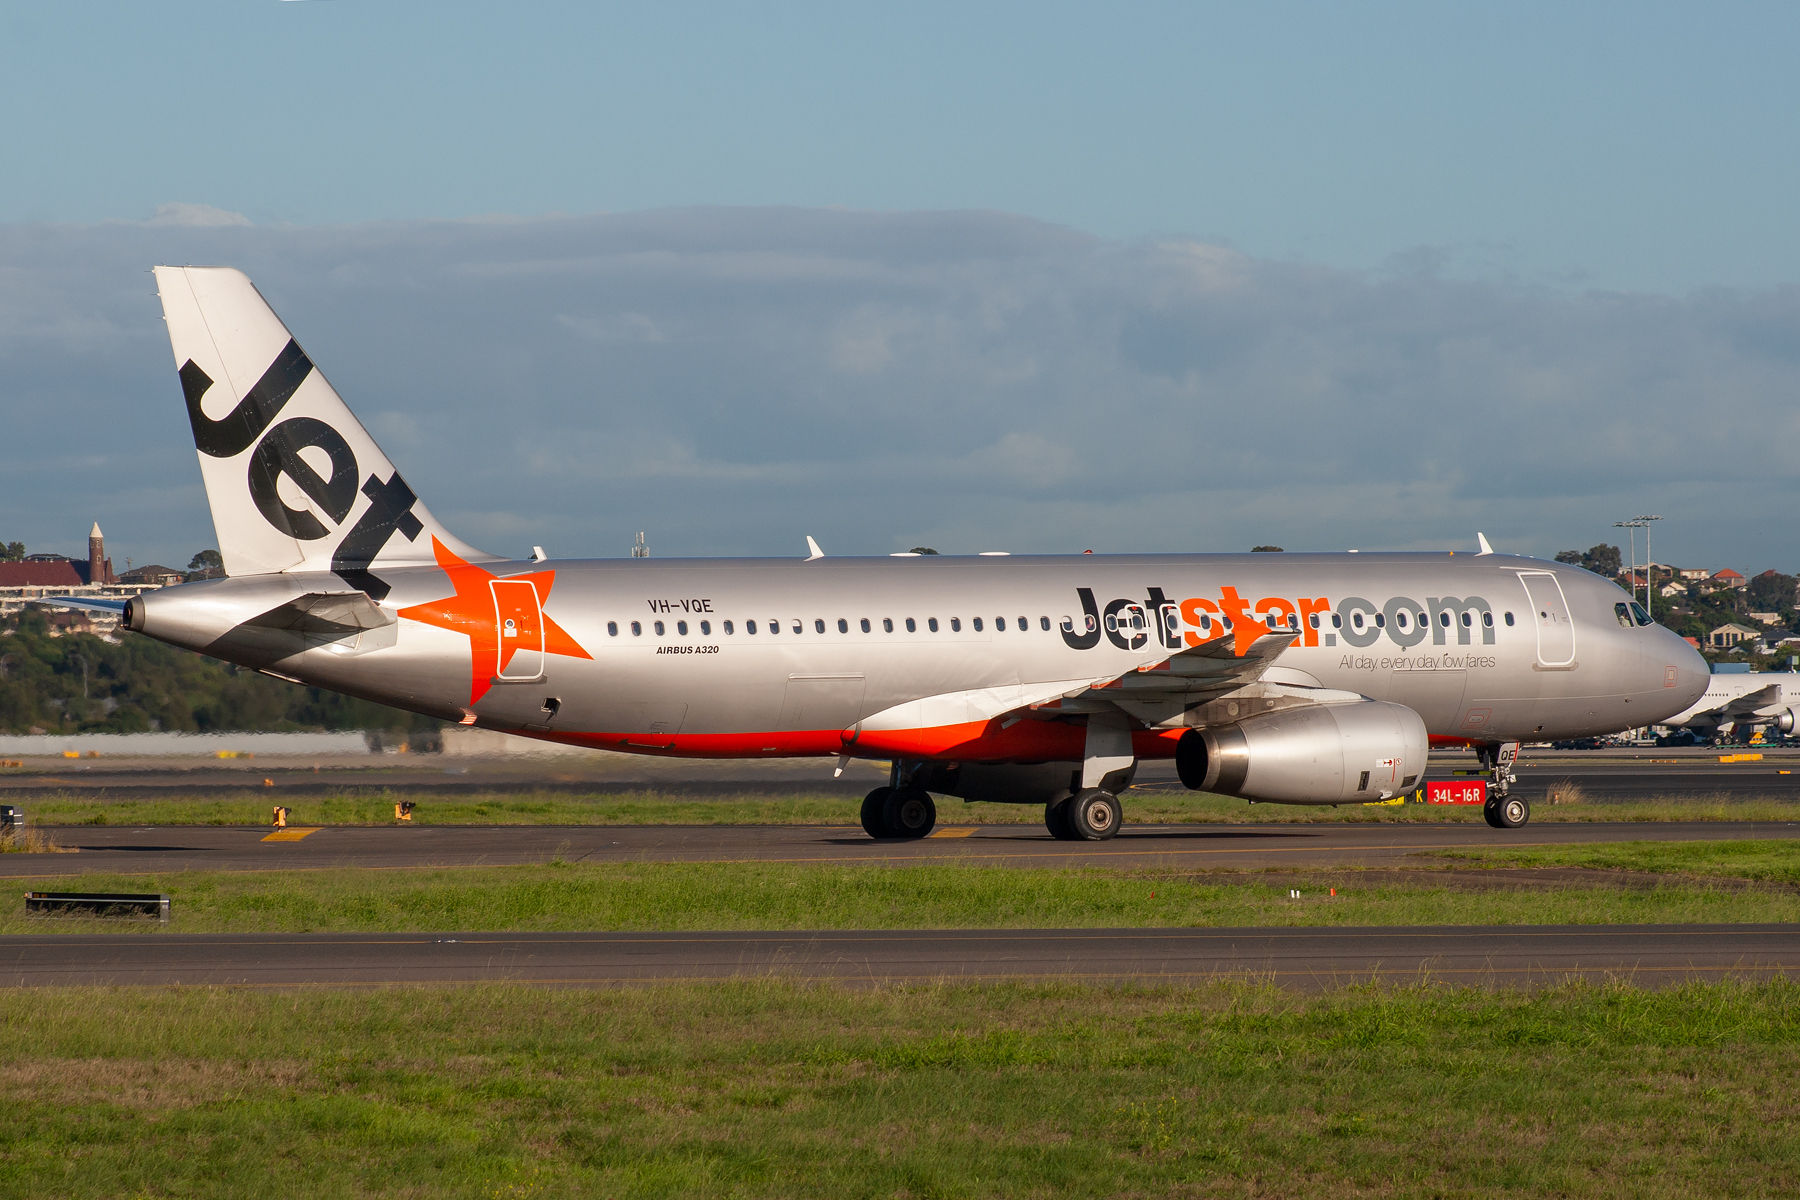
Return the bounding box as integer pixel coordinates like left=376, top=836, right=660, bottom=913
left=1709, top=622, right=1763, bottom=649
left=116, top=564, right=184, bottom=587
left=1748, top=612, right=1786, bottom=626
left=1713, top=569, right=1748, bottom=589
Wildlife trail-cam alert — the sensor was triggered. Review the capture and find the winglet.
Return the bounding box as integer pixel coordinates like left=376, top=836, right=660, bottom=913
left=805, top=536, right=825, bottom=561
left=1476, top=532, right=1495, bottom=556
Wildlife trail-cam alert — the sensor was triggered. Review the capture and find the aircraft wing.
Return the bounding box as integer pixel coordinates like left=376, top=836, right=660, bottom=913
left=857, top=630, right=1301, bottom=736
left=1687, top=682, right=1786, bottom=721
left=1718, top=683, right=1786, bottom=718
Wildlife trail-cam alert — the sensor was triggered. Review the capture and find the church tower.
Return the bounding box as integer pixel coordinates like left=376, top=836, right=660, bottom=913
left=88, top=522, right=113, bottom=586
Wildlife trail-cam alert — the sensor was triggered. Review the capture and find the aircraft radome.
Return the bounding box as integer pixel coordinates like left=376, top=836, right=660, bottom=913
left=52, top=267, right=1711, bottom=839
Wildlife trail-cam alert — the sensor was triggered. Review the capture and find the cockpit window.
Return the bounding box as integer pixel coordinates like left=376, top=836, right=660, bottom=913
left=1630, top=601, right=1654, bottom=627
left=1615, top=602, right=1633, bottom=629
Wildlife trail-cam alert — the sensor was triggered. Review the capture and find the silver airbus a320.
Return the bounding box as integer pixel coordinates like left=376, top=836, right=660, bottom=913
left=61, top=267, right=1710, bottom=839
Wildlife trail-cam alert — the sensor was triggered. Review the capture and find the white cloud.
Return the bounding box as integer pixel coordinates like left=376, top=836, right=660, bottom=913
left=1, top=207, right=1797, bottom=571
left=144, top=203, right=251, bottom=228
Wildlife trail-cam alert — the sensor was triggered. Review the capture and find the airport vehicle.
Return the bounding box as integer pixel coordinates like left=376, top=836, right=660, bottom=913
left=54, top=267, right=1711, bottom=838
left=1657, top=672, right=1800, bottom=743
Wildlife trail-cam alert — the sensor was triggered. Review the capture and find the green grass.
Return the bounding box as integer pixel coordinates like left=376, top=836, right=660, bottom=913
left=1435, top=837, right=1800, bottom=886
left=21, top=784, right=1800, bottom=826
left=0, top=979, right=1794, bottom=1197
left=6, top=859, right=1798, bottom=934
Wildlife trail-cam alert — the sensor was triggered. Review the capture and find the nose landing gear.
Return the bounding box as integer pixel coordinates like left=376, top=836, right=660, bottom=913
left=1476, top=740, right=1526, bottom=827
left=1484, top=793, right=1530, bottom=828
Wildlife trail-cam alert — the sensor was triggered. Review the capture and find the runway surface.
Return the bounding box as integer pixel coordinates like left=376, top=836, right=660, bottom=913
left=2, top=925, right=1792, bottom=989
left=4, top=747, right=1798, bottom=804
left=9, top=818, right=1797, bottom=877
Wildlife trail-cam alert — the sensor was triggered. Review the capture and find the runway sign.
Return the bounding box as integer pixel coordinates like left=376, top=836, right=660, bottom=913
left=1426, top=780, right=1486, bottom=805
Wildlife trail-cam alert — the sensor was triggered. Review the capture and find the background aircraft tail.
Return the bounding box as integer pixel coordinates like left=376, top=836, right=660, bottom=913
left=153, top=266, right=494, bottom=597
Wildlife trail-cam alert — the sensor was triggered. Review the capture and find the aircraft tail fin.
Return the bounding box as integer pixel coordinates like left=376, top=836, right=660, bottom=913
left=153, top=266, right=495, bottom=598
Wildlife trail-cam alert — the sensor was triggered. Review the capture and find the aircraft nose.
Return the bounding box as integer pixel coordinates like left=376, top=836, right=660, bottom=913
left=1658, top=627, right=1710, bottom=709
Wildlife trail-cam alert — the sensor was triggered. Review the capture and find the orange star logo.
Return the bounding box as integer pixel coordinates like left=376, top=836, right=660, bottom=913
left=398, top=537, right=592, bottom=706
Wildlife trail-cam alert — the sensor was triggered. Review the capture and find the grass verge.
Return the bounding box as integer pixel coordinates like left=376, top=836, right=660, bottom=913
left=2, top=859, right=1797, bottom=934
left=19, top=785, right=1800, bottom=826
left=1434, top=838, right=1800, bottom=886
left=0, top=978, right=1794, bottom=1198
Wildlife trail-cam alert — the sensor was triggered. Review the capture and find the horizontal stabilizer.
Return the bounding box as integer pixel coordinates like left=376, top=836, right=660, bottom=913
left=29, top=594, right=130, bottom=614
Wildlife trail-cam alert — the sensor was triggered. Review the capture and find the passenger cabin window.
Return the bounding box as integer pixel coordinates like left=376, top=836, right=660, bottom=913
left=996, top=617, right=1006, bottom=631
left=1308, top=613, right=1319, bottom=629
left=1461, top=612, right=1473, bottom=627
left=768, top=620, right=779, bottom=635
left=1504, top=612, right=1515, bottom=626
left=928, top=618, right=939, bottom=632
left=746, top=620, right=758, bottom=634
left=1332, top=614, right=1343, bottom=629
left=1039, top=616, right=1050, bottom=630
left=792, top=620, right=803, bottom=634
left=1374, top=613, right=1385, bottom=628
left=838, top=618, right=849, bottom=633
left=905, top=618, right=916, bottom=632
left=814, top=619, right=826, bottom=634
left=1440, top=612, right=1451, bottom=626
left=1060, top=616, right=1074, bottom=632
left=630, top=621, right=642, bottom=636
left=1482, top=612, right=1493, bottom=627
left=607, top=621, right=619, bottom=637
left=723, top=620, right=734, bottom=634
left=884, top=618, right=894, bottom=632
left=1352, top=613, right=1364, bottom=629
left=1395, top=612, right=1408, bottom=629
left=676, top=620, right=688, bottom=636
left=971, top=617, right=982, bottom=632
left=860, top=618, right=871, bottom=632
left=654, top=621, right=666, bottom=636
left=700, top=621, right=711, bottom=635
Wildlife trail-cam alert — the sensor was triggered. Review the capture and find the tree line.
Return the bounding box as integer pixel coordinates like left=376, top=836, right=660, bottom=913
left=0, top=609, right=441, bottom=740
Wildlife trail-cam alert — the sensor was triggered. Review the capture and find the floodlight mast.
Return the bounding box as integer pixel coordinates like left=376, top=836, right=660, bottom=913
left=1613, top=520, right=1643, bottom=607
left=1634, top=516, right=1662, bottom=613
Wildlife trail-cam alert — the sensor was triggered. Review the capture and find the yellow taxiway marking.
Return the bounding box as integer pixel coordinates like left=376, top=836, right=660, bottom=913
left=261, top=828, right=322, bottom=843
left=928, top=827, right=977, bottom=838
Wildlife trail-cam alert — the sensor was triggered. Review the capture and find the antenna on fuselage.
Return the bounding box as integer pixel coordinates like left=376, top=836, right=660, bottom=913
left=1476, top=532, right=1495, bottom=556
left=631, top=532, right=648, bottom=559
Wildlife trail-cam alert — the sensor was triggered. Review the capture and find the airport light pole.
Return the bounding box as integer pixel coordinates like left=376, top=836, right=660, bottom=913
left=1614, top=520, right=1643, bottom=604
left=1634, top=515, right=1662, bottom=613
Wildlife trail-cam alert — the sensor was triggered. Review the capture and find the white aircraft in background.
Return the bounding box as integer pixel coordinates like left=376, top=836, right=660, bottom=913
left=1658, top=672, right=1800, bottom=742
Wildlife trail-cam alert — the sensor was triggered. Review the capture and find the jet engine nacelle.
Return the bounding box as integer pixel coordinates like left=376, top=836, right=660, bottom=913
left=1773, top=709, right=1796, bottom=735
left=1176, top=699, right=1429, bottom=805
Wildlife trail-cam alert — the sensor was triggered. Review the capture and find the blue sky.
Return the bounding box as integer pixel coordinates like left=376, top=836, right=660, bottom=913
left=2, top=3, right=1798, bottom=573
left=5, top=2, right=1798, bottom=291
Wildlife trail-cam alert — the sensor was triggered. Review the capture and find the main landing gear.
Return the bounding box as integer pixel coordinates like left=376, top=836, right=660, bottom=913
left=1045, top=788, right=1123, bottom=841
left=860, top=786, right=937, bottom=839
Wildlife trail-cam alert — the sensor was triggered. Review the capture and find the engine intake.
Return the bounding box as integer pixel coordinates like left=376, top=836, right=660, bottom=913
left=1176, top=699, right=1428, bottom=804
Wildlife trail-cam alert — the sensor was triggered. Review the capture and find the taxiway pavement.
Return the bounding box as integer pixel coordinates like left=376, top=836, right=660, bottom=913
left=5, top=818, right=1794, bottom=877
left=1, top=925, right=1791, bottom=989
